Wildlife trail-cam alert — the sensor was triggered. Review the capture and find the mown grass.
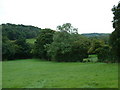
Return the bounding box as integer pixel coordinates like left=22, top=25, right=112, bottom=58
left=2, top=59, right=118, bottom=88
left=26, top=38, right=36, bottom=44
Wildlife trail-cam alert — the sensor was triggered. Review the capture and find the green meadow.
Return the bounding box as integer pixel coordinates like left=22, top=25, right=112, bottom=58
left=11, top=38, right=36, bottom=44
left=26, top=38, right=36, bottom=44
left=2, top=59, right=118, bottom=88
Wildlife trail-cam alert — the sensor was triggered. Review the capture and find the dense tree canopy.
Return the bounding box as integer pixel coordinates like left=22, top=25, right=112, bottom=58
left=33, top=29, right=55, bottom=59
left=14, top=37, right=32, bottom=59
left=2, top=36, right=15, bottom=60
left=1, top=15, right=118, bottom=63
left=2, top=36, right=32, bottom=60
left=2, top=23, right=41, bottom=40
left=95, top=45, right=112, bottom=62
left=110, top=2, right=120, bottom=62
left=88, top=39, right=104, bottom=54
left=46, top=32, right=90, bottom=62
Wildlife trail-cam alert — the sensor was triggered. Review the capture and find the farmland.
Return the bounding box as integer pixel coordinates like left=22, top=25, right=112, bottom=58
left=2, top=59, right=118, bottom=88
left=1, top=2, right=120, bottom=88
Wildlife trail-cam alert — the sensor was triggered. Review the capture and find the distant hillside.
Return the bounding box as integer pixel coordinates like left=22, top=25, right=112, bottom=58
left=2, top=23, right=41, bottom=40
left=81, top=33, right=110, bottom=37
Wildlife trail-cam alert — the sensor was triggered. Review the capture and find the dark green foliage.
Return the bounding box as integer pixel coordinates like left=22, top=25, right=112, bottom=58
left=46, top=32, right=90, bottom=62
left=2, top=23, right=34, bottom=60
left=110, top=2, right=120, bottom=62
left=2, top=36, right=15, bottom=60
left=46, top=32, right=73, bottom=61
left=70, top=40, right=89, bottom=62
left=87, top=37, right=115, bottom=62
left=2, top=23, right=40, bottom=40
left=95, top=45, right=112, bottom=62
left=82, top=33, right=110, bottom=45
left=33, top=29, right=55, bottom=59
left=2, top=36, right=32, bottom=60
left=14, top=37, right=32, bottom=59
left=88, top=39, right=104, bottom=54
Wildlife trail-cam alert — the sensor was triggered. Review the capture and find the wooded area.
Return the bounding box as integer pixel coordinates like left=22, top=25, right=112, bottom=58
left=2, top=1, right=120, bottom=62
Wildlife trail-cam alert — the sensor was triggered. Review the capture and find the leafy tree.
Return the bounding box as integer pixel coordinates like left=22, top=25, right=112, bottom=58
left=2, top=36, right=32, bottom=60
left=57, top=23, right=78, bottom=34
left=33, top=29, right=55, bottom=59
left=46, top=32, right=89, bottom=62
left=70, top=40, right=89, bottom=62
left=45, top=32, right=72, bottom=61
left=2, top=36, right=15, bottom=60
left=95, top=45, right=112, bottom=62
left=110, top=2, right=120, bottom=62
left=14, top=37, right=31, bottom=59
left=88, top=39, right=104, bottom=54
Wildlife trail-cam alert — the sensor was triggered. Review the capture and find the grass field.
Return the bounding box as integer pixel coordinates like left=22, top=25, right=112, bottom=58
left=11, top=38, right=36, bottom=44
left=2, top=59, right=118, bottom=88
left=10, top=38, right=36, bottom=44
left=26, top=38, right=36, bottom=44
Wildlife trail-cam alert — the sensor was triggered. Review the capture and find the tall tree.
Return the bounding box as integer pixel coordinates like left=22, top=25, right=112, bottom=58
left=14, top=37, right=31, bottom=59
left=110, top=2, right=120, bottom=62
left=33, top=29, right=55, bottom=59
left=57, top=23, right=78, bottom=34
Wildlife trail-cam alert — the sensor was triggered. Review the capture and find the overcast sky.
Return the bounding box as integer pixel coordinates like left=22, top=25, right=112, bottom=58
left=0, top=0, right=119, bottom=33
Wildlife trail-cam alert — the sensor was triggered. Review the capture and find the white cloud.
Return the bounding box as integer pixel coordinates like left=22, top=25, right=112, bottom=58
left=0, top=0, right=119, bottom=33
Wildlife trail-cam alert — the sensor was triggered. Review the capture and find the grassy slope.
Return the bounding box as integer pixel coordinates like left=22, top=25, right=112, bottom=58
left=10, top=38, right=36, bottom=44
left=26, top=38, right=36, bottom=44
left=2, top=59, right=118, bottom=88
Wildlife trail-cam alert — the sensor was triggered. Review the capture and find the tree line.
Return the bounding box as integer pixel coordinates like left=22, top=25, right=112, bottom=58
left=2, top=2, right=120, bottom=62
left=2, top=23, right=40, bottom=40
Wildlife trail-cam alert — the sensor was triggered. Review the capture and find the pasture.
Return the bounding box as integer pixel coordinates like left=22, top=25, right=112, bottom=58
left=2, top=59, right=118, bottom=88
left=26, top=38, right=36, bottom=44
